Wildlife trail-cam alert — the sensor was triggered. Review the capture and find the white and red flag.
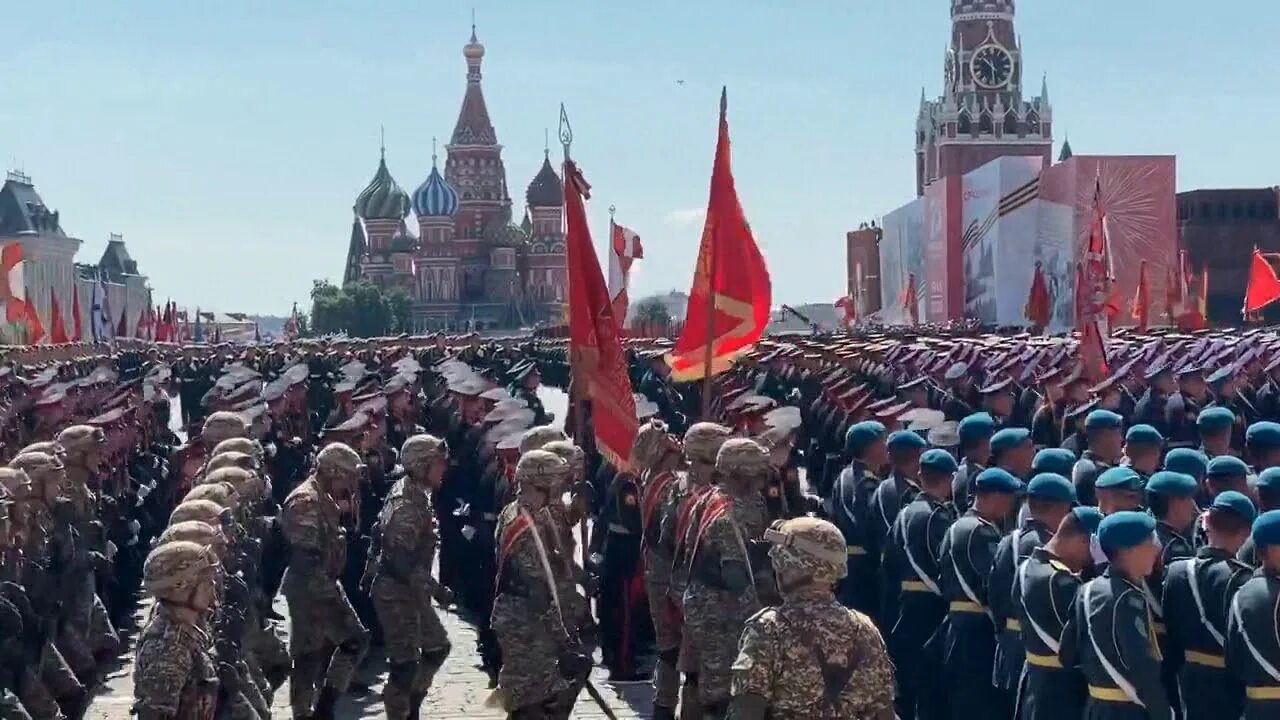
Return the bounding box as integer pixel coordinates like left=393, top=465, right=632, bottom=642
left=0, top=243, right=43, bottom=342
left=607, top=220, right=643, bottom=325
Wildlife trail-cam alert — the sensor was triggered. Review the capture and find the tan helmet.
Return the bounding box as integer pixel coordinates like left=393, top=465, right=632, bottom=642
left=315, top=443, right=363, bottom=487
left=142, top=540, right=220, bottom=600
left=184, top=481, right=240, bottom=512
left=55, top=425, right=105, bottom=462
left=518, top=426, right=568, bottom=455
left=715, top=438, right=771, bottom=476
left=206, top=451, right=259, bottom=476
left=10, top=452, right=65, bottom=494
left=201, top=412, right=248, bottom=449
left=682, top=422, right=732, bottom=464
left=211, top=437, right=262, bottom=460
left=155, top=520, right=227, bottom=558
left=0, top=468, right=33, bottom=502
left=515, top=449, right=571, bottom=492
left=21, top=441, right=65, bottom=460
left=401, top=434, right=448, bottom=473
left=541, top=440, right=584, bottom=476
left=202, top=466, right=262, bottom=503
left=765, top=517, right=848, bottom=584
left=631, top=418, right=674, bottom=470
left=170, top=499, right=230, bottom=527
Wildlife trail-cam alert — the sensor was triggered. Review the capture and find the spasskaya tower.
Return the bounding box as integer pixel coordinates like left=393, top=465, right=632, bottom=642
left=915, top=0, right=1052, bottom=195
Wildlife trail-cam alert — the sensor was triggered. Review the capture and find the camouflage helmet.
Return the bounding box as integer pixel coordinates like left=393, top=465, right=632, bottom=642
left=765, top=517, right=848, bottom=584
left=630, top=418, right=674, bottom=470
left=10, top=452, right=65, bottom=490
left=515, top=449, right=571, bottom=492
left=203, top=466, right=262, bottom=502
left=541, top=440, right=584, bottom=475
left=401, top=434, right=448, bottom=473
left=315, top=443, right=363, bottom=486
left=143, top=540, right=220, bottom=600
left=518, top=426, right=568, bottom=454
left=0, top=468, right=32, bottom=500
left=205, top=451, right=259, bottom=477
left=55, top=425, right=105, bottom=461
left=715, top=438, right=771, bottom=476
left=683, top=423, right=732, bottom=464
left=155, top=520, right=227, bottom=558
left=21, top=441, right=65, bottom=460
left=211, top=437, right=262, bottom=460
left=201, top=412, right=248, bottom=448
left=169, top=499, right=230, bottom=528
left=184, top=482, right=240, bottom=512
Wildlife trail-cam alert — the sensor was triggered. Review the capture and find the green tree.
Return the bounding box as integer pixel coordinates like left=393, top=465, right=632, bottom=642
left=385, top=288, right=413, bottom=334
left=345, top=281, right=393, bottom=337
left=309, top=280, right=352, bottom=336
left=632, top=297, right=672, bottom=328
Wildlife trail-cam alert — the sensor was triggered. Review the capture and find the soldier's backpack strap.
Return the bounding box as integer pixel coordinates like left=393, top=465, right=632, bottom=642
left=1182, top=558, right=1226, bottom=647
left=1084, top=582, right=1145, bottom=707
left=1230, top=592, right=1280, bottom=682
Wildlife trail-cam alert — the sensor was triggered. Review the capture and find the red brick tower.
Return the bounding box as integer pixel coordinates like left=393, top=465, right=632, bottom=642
left=916, top=0, right=1052, bottom=195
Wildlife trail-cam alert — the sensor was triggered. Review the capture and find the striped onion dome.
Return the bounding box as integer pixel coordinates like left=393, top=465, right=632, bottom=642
left=354, top=152, right=411, bottom=220
left=412, top=156, right=459, bottom=217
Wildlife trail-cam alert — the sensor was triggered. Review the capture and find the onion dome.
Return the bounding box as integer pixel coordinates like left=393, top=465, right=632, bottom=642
left=464, top=24, right=485, bottom=61
left=413, top=151, right=459, bottom=217
left=525, top=154, right=563, bottom=208
left=354, top=150, right=411, bottom=221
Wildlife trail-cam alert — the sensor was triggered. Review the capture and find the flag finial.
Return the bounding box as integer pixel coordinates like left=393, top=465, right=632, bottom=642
left=720, top=86, right=728, bottom=116
left=379, top=125, right=386, bottom=161
left=609, top=204, right=616, bottom=220
left=558, top=104, right=573, bottom=161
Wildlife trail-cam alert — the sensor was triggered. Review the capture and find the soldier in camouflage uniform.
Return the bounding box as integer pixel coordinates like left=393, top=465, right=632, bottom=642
left=667, top=422, right=731, bottom=719
left=540, top=440, right=595, bottom=641
left=634, top=419, right=683, bottom=719
left=0, top=478, right=32, bottom=720
left=492, top=450, right=589, bottom=718
left=683, top=438, right=771, bottom=718
left=131, top=540, right=221, bottom=720
left=369, top=434, right=454, bottom=720
left=730, top=516, right=895, bottom=720
left=280, top=442, right=369, bottom=719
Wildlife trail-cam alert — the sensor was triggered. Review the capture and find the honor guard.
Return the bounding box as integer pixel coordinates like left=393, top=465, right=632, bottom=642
left=882, top=448, right=957, bottom=720
left=1197, top=406, right=1238, bottom=460
left=938, top=467, right=1022, bottom=718
left=1162, top=491, right=1256, bottom=720
left=1246, top=421, right=1280, bottom=471
left=1120, top=425, right=1164, bottom=482
left=1225, top=510, right=1280, bottom=719
left=1060, top=511, right=1173, bottom=720
left=1095, top=467, right=1145, bottom=517
left=829, top=421, right=888, bottom=615
left=1072, top=410, right=1125, bottom=508
left=1016, top=506, right=1103, bottom=720
left=1239, top=467, right=1280, bottom=566
left=869, top=430, right=926, bottom=624
left=951, top=413, right=995, bottom=513
left=1032, top=448, right=1078, bottom=480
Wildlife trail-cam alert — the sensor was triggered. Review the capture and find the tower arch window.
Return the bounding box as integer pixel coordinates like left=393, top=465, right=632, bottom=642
left=1026, top=112, right=1041, bottom=134
left=978, top=110, right=993, bottom=135
left=958, top=111, right=973, bottom=135
left=1003, top=110, right=1019, bottom=136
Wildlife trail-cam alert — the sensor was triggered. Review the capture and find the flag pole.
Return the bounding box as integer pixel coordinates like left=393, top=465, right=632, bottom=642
left=700, top=89, right=726, bottom=421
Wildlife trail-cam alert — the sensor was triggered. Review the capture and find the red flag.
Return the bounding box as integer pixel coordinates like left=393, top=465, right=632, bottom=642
left=904, top=272, right=920, bottom=325
left=1075, top=176, right=1110, bottom=381
left=1131, top=260, right=1150, bottom=331
left=1165, top=259, right=1182, bottom=323
left=1024, top=261, right=1051, bottom=329
left=563, top=158, right=638, bottom=469
left=668, top=88, right=772, bottom=381
left=49, top=287, right=68, bottom=344
left=135, top=305, right=149, bottom=338
left=71, top=284, right=83, bottom=341
left=608, top=221, right=643, bottom=324
left=834, top=295, right=856, bottom=327
left=1243, top=248, right=1280, bottom=316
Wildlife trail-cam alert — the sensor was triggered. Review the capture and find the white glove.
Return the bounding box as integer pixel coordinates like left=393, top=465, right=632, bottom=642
left=461, top=525, right=477, bottom=541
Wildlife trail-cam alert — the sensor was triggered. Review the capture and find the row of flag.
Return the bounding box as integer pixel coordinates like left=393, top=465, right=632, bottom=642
left=0, top=242, right=257, bottom=344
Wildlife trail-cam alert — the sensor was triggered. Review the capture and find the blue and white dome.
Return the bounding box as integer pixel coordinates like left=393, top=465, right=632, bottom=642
left=413, top=159, right=459, bottom=218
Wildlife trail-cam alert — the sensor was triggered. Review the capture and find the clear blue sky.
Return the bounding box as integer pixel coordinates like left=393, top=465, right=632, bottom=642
left=1, top=1, right=1276, bottom=315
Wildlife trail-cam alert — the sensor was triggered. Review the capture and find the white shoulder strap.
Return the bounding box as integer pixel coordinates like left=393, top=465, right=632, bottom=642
left=900, top=512, right=941, bottom=596
left=1084, top=582, right=1145, bottom=707
left=1018, top=557, right=1060, bottom=653
left=1230, top=592, right=1280, bottom=683
left=948, top=521, right=993, bottom=621
left=1184, top=558, right=1225, bottom=647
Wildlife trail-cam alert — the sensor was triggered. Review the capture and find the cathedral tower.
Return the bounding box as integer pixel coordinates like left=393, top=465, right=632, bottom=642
left=916, top=0, right=1052, bottom=195
left=444, top=24, right=512, bottom=245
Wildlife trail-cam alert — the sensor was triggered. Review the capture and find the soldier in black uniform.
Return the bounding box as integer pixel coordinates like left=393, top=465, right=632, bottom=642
left=951, top=412, right=995, bottom=512
left=1246, top=420, right=1280, bottom=472
left=1134, top=361, right=1175, bottom=438
left=1030, top=368, right=1066, bottom=450
left=1225, top=509, right=1280, bottom=719
left=883, top=448, right=957, bottom=720
left=870, top=430, right=925, bottom=627
left=828, top=420, right=888, bottom=615
left=639, top=352, right=687, bottom=435
left=1072, top=409, right=1125, bottom=508
left=1206, top=365, right=1261, bottom=449
left=1016, top=506, right=1103, bottom=720
left=1163, top=491, right=1256, bottom=720
left=1060, top=510, right=1173, bottom=719
left=594, top=452, right=646, bottom=681
left=507, top=361, right=551, bottom=426
left=1166, top=365, right=1209, bottom=449
left=938, top=467, right=1021, bottom=719
left=1120, top=424, right=1163, bottom=483
left=1197, top=406, right=1239, bottom=459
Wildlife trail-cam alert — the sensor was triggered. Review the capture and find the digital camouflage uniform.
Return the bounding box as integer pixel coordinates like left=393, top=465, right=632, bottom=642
left=280, top=444, right=369, bottom=718
left=635, top=420, right=683, bottom=716
left=683, top=438, right=769, bottom=715
left=370, top=435, right=452, bottom=720
left=730, top=517, right=896, bottom=720
left=132, top=541, right=220, bottom=720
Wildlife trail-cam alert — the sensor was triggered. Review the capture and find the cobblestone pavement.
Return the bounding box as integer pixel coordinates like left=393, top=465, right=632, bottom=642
left=87, top=388, right=655, bottom=718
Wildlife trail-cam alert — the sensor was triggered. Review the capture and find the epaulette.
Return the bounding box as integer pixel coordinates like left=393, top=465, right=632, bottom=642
left=1048, top=558, right=1071, bottom=574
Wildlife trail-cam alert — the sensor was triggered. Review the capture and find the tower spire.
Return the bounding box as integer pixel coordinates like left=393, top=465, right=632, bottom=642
left=544, top=128, right=550, bottom=157
left=470, top=8, right=477, bottom=43
left=380, top=125, right=386, bottom=160
left=431, top=136, right=438, bottom=167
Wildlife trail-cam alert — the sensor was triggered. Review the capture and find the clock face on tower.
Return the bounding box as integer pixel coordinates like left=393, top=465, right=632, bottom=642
left=970, top=44, right=1013, bottom=88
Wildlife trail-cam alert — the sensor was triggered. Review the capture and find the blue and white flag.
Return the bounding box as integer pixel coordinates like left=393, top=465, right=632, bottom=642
left=90, top=271, right=113, bottom=342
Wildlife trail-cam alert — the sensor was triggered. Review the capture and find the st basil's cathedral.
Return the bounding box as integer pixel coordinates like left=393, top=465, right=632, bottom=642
left=342, top=26, right=567, bottom=332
